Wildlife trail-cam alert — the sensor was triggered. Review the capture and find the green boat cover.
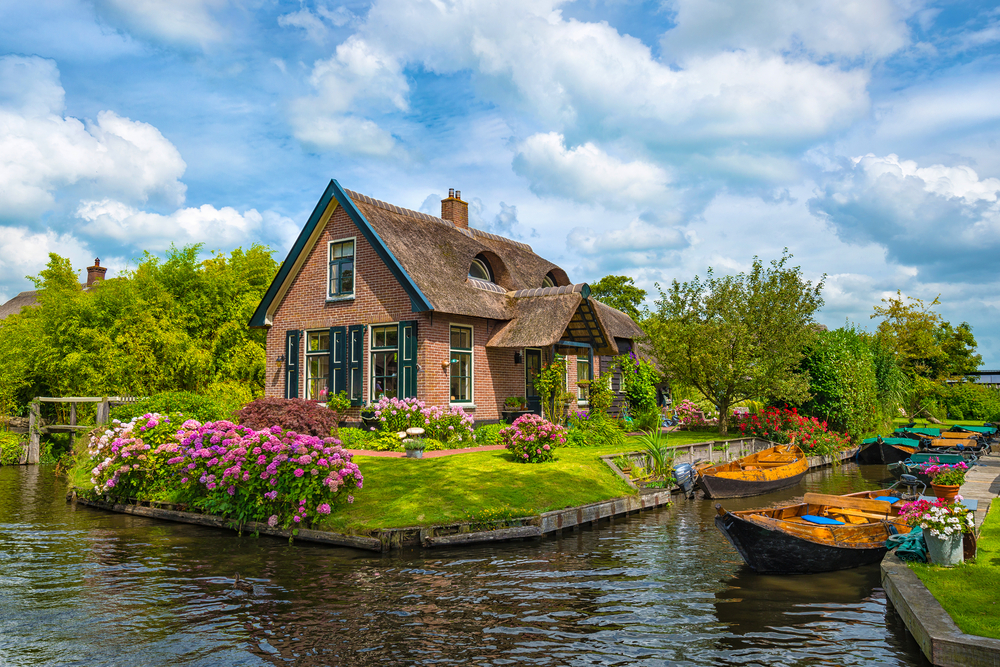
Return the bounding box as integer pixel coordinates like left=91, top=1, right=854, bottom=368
left=887, top=526, right=926, bottom=563
left=950, top=425, right=996, bottom=434
left=862, top=437, right=918, bottom=446
left=894, top=428, right=940, bottom=436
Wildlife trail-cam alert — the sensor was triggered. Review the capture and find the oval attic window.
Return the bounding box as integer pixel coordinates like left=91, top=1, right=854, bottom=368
left=542, top=273, right=556, bottom=288
left=469, top=257, right=492, bottom=282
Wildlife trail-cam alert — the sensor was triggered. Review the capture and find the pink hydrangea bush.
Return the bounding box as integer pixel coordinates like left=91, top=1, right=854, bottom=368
left=369, top=396, right=475, bottom=443
left=88, top=413, right=363, bottom=530
left=499, top=413, right=566, bottom=463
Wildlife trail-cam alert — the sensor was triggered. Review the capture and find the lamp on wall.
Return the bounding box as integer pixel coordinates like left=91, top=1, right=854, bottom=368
left=514, top=351, right=522, bottom=364
left=441, top=359, right=451, bottom=370
left=276, top=355, right=285, bottom=365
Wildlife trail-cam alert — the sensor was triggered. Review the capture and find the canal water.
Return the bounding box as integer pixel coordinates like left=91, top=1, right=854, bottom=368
left=0, top=463, right=929, bottom=666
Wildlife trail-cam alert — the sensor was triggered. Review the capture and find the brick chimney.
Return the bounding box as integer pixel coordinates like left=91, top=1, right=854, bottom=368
left=441, top=188, right=469, bottom=229
left=86, top=258, right=107, bottom=286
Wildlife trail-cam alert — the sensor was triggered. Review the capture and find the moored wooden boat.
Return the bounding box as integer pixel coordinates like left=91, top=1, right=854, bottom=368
left=877, top=437, right=918, bottom=464
left=696, top=444, right=807, bottom=499
left=714, top=492, right=911, bottom=574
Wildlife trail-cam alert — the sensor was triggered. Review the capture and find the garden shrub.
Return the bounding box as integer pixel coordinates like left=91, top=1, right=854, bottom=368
left=1, top=431, right=25, bottom=465
left=734, top=406, right=852, bottom=456
left=87, top=414, right=362, bottom=529
left=472, top=423, right=504, bottom=446
left=112, top=391, right=231, bottom=423
left=500, top=413, right=566, bottom=463
left=204, top=380, right=257, bottom=419
left=235, top=398, right=338, bottom=437
left=368, top=396, right=475, bottom=443
left=800, top=327, right=879, bottom=441
left=337, top=427, right=377, bottom=449
left=565, top=410, right=626, bottom=448
left=617, top=352, right=660, bottom=416
left=943, top=382, right=1000, bottom=421
left=674, top=400, right=713, bottom=429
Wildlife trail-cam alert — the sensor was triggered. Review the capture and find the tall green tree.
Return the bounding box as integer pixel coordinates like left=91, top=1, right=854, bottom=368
left=647, top=252, right=824, bottom=435
left=870, top=291, right=981, bottom=380
left=590, top=275, right=647, bottom=322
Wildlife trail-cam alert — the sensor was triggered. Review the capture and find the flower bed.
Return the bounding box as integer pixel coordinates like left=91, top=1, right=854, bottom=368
left=500, top=413, right=566, bottom=463
left=369, top=397, right=475, bottom=443
left=87, top=413, right=362, bottom=531
left=733, top=406, right=852, bottom=456
left=899, top=497, right=975, bottom=537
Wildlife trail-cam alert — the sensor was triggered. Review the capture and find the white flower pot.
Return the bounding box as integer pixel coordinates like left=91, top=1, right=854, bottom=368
left=924, top=531, right=964, bottom=566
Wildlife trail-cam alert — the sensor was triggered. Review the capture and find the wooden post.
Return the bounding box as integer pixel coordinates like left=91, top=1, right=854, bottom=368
left=96, top=398, right=109, bottom=425
left=27, top=400, right=40, bottom=465
left=70, top=402, right=77, bottom=426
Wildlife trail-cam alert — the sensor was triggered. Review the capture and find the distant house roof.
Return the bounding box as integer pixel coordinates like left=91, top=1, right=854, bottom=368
left=0, top=290, right=39, bottom=321
left=250, top=179, right=645, bottom=351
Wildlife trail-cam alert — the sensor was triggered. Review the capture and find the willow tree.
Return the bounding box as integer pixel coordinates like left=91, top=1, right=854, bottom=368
left=646, top=252, right=825, bottom=435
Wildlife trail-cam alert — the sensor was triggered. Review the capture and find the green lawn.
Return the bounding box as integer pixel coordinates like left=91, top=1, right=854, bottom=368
left=322, top=428, right=737, bottom=532
left=910, top=501, right=1000, bottom=640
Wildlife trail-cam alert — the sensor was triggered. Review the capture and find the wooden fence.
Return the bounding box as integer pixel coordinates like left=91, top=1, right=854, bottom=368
left=18, top=396, right=138, bottom=465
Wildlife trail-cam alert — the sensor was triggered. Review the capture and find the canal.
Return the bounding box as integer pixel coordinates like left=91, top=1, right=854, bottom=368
left=0, top=462, right=929, bottom=666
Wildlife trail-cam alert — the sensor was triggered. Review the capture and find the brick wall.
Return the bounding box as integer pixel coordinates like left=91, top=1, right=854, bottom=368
left=263, top=202, right=591, bottom=422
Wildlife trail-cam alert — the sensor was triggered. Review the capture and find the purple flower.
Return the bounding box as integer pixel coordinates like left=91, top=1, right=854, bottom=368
left=317, top=503, right=331, bottom=514
left=294, top=468, right=304, bottom=477
left=267, top=515, right=278, bottom=527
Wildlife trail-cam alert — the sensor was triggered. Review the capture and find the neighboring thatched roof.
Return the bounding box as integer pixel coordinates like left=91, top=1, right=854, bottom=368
left=0, top=290, right=38, bottom=321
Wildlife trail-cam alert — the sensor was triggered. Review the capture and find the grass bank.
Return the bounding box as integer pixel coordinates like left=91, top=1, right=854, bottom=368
left=910, top=501, right=1000, bottom=640
left=322, top=429, right=736, bottom=532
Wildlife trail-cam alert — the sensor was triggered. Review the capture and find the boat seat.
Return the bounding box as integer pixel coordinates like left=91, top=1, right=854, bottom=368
left=801, top=515, right=845, bottom=526
left=874, top=496, right=900, bottom=503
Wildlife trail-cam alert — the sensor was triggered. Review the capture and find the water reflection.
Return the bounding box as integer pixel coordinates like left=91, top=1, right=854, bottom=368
left=0, top=463, right=929, bottom=666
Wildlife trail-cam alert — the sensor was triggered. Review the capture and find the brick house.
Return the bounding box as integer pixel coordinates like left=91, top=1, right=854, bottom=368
left=249, top=180, right=644, bottom=422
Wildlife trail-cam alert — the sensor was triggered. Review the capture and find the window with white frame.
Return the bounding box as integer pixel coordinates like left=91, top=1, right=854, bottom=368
left=450, top=325, right=473, bottom=403
left=328, top=238, right=355, bottom=298
left=370, top=324, right=399, bottom=400
left=305, top=330, right=330, bottom=401
left=577, top=356, right=590, bottom=404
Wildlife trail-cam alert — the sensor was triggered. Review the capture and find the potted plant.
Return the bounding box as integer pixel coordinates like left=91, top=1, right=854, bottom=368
left=403, top=439, right=426, bottom=459
left=502, top=396, right=529, bottom=424
left=898, top=498, right=974, bottom=566
left=360, top=404, right=379, bottom=431
left=325, top=390, right=352, bottom=434
left=926, top=462, right=969, bottom=500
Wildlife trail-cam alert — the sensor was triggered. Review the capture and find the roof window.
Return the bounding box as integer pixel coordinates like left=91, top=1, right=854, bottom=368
left=469, top=255, right=493, bottom=282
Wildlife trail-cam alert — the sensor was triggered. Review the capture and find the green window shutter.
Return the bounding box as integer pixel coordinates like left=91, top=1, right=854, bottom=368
left=285, top=330, right=300, bottom=399
left=398, top=320, right=418, bottom=398
left=330, top=326, right=347, bottom=395
left=348, top=325, right=365, bottom=406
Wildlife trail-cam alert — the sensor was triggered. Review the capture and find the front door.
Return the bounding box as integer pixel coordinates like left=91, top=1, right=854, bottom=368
left=525, top=348, right=542, bottom=415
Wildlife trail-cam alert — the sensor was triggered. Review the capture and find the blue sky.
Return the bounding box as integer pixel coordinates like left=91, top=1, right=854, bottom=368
left=2, top=0, right=1000, bottom=363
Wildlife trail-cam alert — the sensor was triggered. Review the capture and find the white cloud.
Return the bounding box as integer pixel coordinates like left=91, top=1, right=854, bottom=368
left=809, top=154, right=1000, bottom=281
left=288, top=35, right=407, bottom=155
left=0, top=55, right=187, bottom=221
left=0, top=225, right=90, bottom=301
left=92, top=0, right=228, bottom=48
left=567, top=218, right=690, bottom=272
left=513, top=132, right=672, bottom=208
left=278, top=8, right=329, bottom=44
left=76, top=198, right=264, bottom=251
left=659, top=0, right=912, bottom=60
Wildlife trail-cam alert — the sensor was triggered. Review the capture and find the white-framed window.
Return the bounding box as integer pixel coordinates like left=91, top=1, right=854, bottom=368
left=577, top=356, right=590, bottom=404
left=450, top=324, right=473, bottom=403
left=328, top=238, right=355, bottom=299
left=370, top=323, right=399, bottom=400
left=305, top=330, right=330, bottom=401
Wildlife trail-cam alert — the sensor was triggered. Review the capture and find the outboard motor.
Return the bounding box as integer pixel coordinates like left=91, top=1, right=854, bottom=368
left=673, top=462, right=697, bottom=499
left=890, top=473, right=926, bottom=502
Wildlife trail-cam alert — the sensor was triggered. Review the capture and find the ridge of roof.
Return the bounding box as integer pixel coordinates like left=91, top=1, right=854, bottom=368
left=509, top=283, right=591, bottom=299
left=343, top=188, right=533, bottom=253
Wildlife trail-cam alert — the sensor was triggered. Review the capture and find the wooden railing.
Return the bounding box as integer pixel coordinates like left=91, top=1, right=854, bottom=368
left=20, top=396, right=137, bottom=465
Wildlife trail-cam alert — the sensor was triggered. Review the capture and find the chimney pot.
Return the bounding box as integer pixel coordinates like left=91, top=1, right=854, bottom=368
left=441, top=188, right=470, bottom=229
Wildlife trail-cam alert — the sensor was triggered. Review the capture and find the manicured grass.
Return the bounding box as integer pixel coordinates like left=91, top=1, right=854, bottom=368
left=910, top=501, right=1000, bottom=640
left=322, top=429, right=737, bottom=532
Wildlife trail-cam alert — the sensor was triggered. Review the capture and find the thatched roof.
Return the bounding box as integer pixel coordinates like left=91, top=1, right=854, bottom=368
left=250, top=180, right=646, bottom=349
left=0, top=290, right=38, bottom=321
left=591, top=299, right=645, bottom=339
left=345, top=190, right=560, bottom=320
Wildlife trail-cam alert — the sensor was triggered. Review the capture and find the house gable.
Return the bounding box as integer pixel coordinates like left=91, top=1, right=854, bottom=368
left=249, top=180, right=433, bottom=328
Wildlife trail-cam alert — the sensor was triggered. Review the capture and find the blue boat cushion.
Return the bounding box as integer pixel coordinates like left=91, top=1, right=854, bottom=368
left=801, top=515, right=845, bottom=526
left=875, top=496, right=900, bottom=503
